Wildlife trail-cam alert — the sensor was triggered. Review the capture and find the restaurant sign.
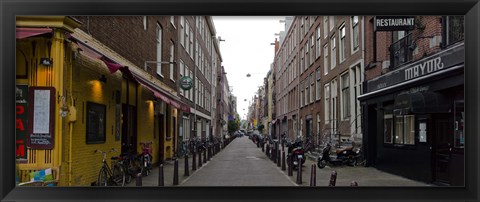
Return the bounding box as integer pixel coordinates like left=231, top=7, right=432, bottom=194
left=28, top=87, right=56, bottom=149
left=374, top=16, right=415, bottom=31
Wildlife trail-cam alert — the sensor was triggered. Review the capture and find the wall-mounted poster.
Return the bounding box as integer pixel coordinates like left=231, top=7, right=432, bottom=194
left=86, top=102, right=106, bottom=144
left=27, top=87, right=56, bottom=150
left=16, top=85, right=28, bottom=162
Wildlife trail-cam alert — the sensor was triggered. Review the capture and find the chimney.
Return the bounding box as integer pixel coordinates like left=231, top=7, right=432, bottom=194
left=274, top=38, right=280, bottom=55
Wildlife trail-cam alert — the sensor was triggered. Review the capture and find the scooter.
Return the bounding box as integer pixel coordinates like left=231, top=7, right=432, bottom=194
left=287, top=140, right=306, bottom=169
left=317, top=143, right=361, bottom=169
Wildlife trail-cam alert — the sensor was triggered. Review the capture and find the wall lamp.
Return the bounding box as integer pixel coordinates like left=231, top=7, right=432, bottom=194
left=99, top=75, right=107, bottom=83
left=40, top=58, right=53, bottom=66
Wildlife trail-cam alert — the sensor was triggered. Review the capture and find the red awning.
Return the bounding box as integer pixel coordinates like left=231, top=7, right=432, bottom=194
left=132, top=73, right=190, bottom=113
left=16, top=27, right=52, bottom=39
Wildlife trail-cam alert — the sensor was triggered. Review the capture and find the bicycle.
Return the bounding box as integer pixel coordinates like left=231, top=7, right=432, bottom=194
left=95, top=148, right=126, bottom=186
left=139, top=141, right=153, bottom=176
left=120, top=144, right=143, bottom=183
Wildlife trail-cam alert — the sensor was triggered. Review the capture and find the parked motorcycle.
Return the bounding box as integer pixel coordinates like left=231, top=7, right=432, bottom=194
left=317, top=143, right=361, bottom=169
left=287, top=139, right=306, bottom=169
left=139, top=141, right=153, bottom=176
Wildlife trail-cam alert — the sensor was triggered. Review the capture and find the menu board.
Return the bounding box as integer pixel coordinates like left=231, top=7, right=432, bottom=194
left=27, top=87, right=55, bottom=149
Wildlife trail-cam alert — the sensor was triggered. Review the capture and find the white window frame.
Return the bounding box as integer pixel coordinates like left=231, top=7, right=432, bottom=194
left=156, top=23, right=163, bottom=77
left=351, top=16, right=360, bottom=54
left=331, top=35, right=336, bottom=69
left=323, top=16, right=328, bottom=39
left=324, top=44, right=329, bottom=75
left=170, top=16, right=176, bottom=29
left=316, top=26, right=321, bottom=59
left=340, top=72, right=350, bottom=121
left=329, top=16, right=335, bottom=31
left=339, top=24, right=346, bottom=63
left=169, top=40, right=175, bottom=81
left=316, top=68, right=321, bottom=101
left=324, top=83, right=330, bottom=124
left=180, top=17, right=185, bottom=47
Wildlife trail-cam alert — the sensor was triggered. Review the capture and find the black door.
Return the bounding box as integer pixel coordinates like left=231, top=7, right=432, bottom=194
left=432, top=114, right=453, bottom=185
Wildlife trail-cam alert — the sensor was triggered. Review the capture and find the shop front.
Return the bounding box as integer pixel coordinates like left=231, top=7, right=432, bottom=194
left=359, top=42, right=465, bottom=185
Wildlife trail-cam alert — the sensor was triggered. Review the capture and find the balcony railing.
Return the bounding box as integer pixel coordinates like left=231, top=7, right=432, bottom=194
left=390, top=33, right=414, bottom=69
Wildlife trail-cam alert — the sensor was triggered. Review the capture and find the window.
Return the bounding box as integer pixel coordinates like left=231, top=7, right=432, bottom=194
left=180, top=17, right=185, bottom=47
left=170, top=16, right=176, bottom=28
left=323, top=16, right=328, bottom=39
left=351, top=16, right=359, bottom=52
left=341, top=73, right=350, bottom=120
left=445, top=16, right=464, bottom=46
left=310, top=73, right=314, bottom=104
left=316, top=27, right=321, bottom=59
left=305, top=42, right=309, bottom=68
left=305, top=81, right=309, bottom=106
left=384, top=111, right=393, bottom=144
left=317, top=113, right=321, bottom=138
left=316, top=68, right=321, bottom=101
left=394, top=114, right=415, bottom=145
left=185, top=23, right=190, bottom=55
left=310, top=35, right=315, bottom=65
left=300, top=82, right=304, bottom=107
left=329, top=16, right=335, bottom=31
left=390, top=31, right=413, bottom=69
left=304, top=16, right=308, bottom=36
left=331, top=35, right=336, bottom=69
left=179, top=60, right=185, bottom=95
left=169, top=40, right=175, bottom=81
left=324, top=84, right=330, bottom=124
left=156, top=24, right=163, bottom=77
left=300, top=48, right=304, bottom=73
left=324, top=44, right=329, bottom=75
left=339, top=24, right=346, bottom=63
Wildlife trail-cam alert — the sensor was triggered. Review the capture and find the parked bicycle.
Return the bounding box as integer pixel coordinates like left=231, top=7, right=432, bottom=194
left=95, top=148, right=126, bottom=186
left=139, top=141, right=153, bottom=176
left=119, top=143, right=143, bottom=183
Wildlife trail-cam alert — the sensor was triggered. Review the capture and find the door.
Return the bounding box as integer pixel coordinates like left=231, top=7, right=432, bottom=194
left=121, top=104, right=137, bottom=154
left=158, top=114, right=165, bottom=163
left=432, top=114, right=453, bottom=185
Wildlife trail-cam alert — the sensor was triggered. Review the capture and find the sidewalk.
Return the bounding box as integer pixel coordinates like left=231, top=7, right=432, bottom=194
left=126, top=143, right=225, bottom=187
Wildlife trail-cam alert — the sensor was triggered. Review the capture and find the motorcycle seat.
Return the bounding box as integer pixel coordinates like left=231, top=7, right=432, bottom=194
left=335, top=146, right=353, bottom=154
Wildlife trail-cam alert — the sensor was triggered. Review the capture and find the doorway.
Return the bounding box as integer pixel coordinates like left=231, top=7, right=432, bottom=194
left=432, top=114, right=453, bottom=185
left=121, top=104, right=137, bottom=154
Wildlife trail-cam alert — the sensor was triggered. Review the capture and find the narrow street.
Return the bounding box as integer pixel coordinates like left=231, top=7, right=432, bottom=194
left=180, top=136, right=296, bottom=186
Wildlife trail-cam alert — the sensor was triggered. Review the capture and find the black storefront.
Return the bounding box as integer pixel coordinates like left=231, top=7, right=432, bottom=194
left=359, top=42, right=465, bottom=186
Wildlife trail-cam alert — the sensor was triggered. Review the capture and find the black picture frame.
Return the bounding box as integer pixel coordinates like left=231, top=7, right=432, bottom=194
left=86, top=102, right=106, bottom=144
left=2, top=0, right=479, bottom=202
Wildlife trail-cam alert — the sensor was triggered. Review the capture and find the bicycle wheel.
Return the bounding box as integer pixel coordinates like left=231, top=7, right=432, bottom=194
left=97, top=167, right=108, bottom=186
left=131, top=157, right=143, bottom=176
left=112, top=164, right=126, bottom=186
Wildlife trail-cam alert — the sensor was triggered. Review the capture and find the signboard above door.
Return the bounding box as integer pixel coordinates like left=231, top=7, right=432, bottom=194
left=374, top=16, right=415, bottom=31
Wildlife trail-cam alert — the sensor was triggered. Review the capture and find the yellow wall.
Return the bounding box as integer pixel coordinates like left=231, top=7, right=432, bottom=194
left=66, top=53, right=123, bottom=186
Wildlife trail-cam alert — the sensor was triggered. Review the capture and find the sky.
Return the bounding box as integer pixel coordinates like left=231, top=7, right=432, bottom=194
left=212, top=16, right=286, bottom=120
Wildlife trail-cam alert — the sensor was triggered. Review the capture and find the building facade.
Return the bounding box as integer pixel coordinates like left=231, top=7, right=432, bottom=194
left=359, top=16, right=464, bottom=185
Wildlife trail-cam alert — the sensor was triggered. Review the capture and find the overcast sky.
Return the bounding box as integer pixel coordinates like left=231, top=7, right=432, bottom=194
left=212, top=16, right=286, bottom=120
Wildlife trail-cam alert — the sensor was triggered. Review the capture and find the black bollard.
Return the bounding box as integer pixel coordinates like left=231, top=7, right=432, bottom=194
left=310, top=164, right=316, bottom=186
left=350, top=181, right=358, bottom=186
left=173, top=159, right=179, bottom=185
left=296, top=163, right=302, bottom=184
left=281, top=151, right=286, bottom=171
left=203, top=148, right=207, bottom=163
left=158, top=164, right=164, bottom=186
left=198, top=150, right=203, bottom=167
left=288, top=156, right=293, bottom=176
left=329, top=171, right=337, bottom=186
left=192, top=152, right=197, bottom=171
left=262, top=143, right=265, bottom=152
left=184, top=155, right=189, bottom=176
left=266, top=144, right=270, bottom=157
left=136, top=172, right=142, bottom=186
left=277, top=150, right=281, bottom=167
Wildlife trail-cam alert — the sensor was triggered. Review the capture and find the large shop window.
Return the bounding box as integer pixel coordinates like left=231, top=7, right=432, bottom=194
left=384, top=106, right=415, bottom=145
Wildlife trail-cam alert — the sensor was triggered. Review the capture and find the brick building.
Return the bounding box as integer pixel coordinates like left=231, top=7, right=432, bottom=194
left=359, top=16, right=464, bottom=185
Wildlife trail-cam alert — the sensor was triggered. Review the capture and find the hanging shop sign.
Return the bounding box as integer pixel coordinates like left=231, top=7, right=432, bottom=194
left=374, top=16, right=415, bottom=31
left=27, top=87, right=56, bottom=149
left=179, top=76, right=193, bottom=91
left=16, top=85, right=28, bottom=162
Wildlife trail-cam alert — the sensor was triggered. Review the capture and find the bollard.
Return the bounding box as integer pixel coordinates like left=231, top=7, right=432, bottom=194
left=288, top=156, right=293, bottom=176
left=257, top=141, right=260, bottom=148
left=198, top=150, right=203, bottom=167
left=136, top=172, right=142, bottom=186
left=310, top=164, right=316, bottom=186
left=277, top=150, right=281, bottom=167
left=158, top=164, right=164, bottom=186
left=203, top=148, right=207, bottom=163
left=262, top=143, right=265, bottom=152
left=184, top=154, right=189, bottom=176
left=350, top=181, right=358, bottom=186
left=192, top=152, right=197, bottom=171
left=296, top=163, right=302, bottom=184
left=281, top=151, right=286, bottom=171
left=329, top=171, right=337, bottom=186
left=266, top=144, right=270, bottom=157
left=173, top=159, right=179, bottom=185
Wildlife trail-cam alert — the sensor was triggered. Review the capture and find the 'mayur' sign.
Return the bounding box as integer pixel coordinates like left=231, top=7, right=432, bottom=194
left=374, top=16, right=415, bottom=31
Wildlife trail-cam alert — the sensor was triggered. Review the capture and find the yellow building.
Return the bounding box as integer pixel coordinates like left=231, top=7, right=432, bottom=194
left=16, top=16, right=183, bottom=186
